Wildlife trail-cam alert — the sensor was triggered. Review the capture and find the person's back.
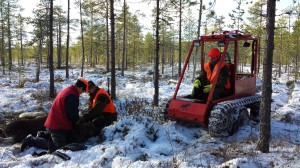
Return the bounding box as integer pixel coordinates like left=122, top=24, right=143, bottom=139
left=44, top=85, right=79, bottom=131
left=44, top=78, right=88, bottom=149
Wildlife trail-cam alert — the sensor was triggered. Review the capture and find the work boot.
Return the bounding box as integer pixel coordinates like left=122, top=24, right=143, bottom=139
left=37, top=131, right=51, bottom=140
left=21, top=134, right=34, bottom=152
left=61, top=142, right=87, bottom=151
left=31, top=150, right=48, bottom=157
left=21, top=134, right=54, bottom=152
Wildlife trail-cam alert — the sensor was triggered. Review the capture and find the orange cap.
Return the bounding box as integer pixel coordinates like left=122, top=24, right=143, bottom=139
left=207, top=48, right=220, bottom=58
left=79, top=78, right=88, bottom=92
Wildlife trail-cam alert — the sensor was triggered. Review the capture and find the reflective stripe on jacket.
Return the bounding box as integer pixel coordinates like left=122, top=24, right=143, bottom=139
left=92, top=88, right=116, bottom=113
left=204, top=61, right=231, bottom=89
left=44, top=85, right=79, bottom=131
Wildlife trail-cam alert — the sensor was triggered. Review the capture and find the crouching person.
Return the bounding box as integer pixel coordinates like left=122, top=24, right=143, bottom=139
left=44, top=78, right=88, bottom=150
left=82, top=81, right=117, bottom=132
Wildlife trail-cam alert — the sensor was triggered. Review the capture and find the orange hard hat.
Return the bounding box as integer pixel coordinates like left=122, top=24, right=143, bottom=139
left=79, top=78, right=88, bottom=92
left=207, top=48, right=220, bottom=58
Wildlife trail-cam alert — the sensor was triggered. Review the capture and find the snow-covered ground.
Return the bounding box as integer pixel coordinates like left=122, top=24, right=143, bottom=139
left=0, top=65, right=300, bottom=168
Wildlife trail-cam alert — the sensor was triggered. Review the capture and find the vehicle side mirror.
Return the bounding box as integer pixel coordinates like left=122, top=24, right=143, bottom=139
left=194, top=41, right=200, bottom=47
left=217, top=40, right=225, bottom=47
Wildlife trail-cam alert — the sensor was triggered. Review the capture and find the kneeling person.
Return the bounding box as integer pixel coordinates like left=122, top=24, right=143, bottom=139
left=44, top=78, right=88, bottom=149
left=83, top=81, right=117, bottom=131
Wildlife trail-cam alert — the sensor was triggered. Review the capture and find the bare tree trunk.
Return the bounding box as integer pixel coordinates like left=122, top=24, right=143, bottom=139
left=66, top=0, right=70, bottom=78
left=118, top=38, right=121, bottom=69
left=126, top=39, right=129, bottom=68
left=121, top=0, right=126, bottom=76
left=178, top=0, right=182, bottom=76
left=110, top=0, right=116, bottom=99
left=57, top=21, right=62, bottom=69
left=45, top=29, right=49, bottom=68
left=7, top=1, right=12, bottom=72
left=192, top=0, right=203, bottom=81
left=1, top=0, right=5, bottom=75
left=161, top=10, right=165, bottom=75
left=49, top=0, right=55, bottom=98
left=296, top=37, right=299, bottom=81
left=36, top=39, right=42, bottom=82
left=106, top=0, right=110, bottom=73
left=257, top=3, right=263, bottom=74
left=153, top=0, right=159, bottom=106
left=20, top=28, right=24, bottom=66
left=279, top=32, right=282, bottom=77
left=36, top=20, right=43, bottom=82
left=80, top=0, right=85, bottom=77
left=59, top=22, right=62, bottom=69
left=89, top=13, right=94, bottom=67
left=257, top=0, right=276, bottom=153
left=162, top=23, right=165, bottom=75
left=172, top=36, right=174, bottom=77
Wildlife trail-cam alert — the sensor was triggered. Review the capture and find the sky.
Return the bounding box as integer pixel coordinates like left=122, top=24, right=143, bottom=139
left=0, top=62, right=300, bottom=167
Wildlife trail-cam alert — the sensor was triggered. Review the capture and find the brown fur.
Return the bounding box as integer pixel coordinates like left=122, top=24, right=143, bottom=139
left=0, top=116, right=100, bottom=144
left=0, top=115, right=47, bottom=144
left=0, top=128, right=6, bottom=138
left=75, top=122, right=100, bottom=142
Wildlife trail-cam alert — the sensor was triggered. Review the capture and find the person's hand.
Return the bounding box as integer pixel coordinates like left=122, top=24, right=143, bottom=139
left=203, top=84, right=212, bottom=93
left=193, top=79, right=201, bottom=88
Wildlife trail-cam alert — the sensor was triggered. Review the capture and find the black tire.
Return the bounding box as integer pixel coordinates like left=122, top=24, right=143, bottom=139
left=208, top=108, right=233, bottom=137
left=249, top=102, right=260, bottom=121
left=208, top=106, right=249, bottom=137
left=238, top=107, right=250, bottom=126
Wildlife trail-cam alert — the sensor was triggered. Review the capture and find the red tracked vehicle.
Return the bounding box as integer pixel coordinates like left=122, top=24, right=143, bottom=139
left=165, top=30, right=261, bottom=137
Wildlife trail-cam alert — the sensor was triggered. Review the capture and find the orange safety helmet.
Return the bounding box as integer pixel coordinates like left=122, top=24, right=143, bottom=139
left=207, top=48, right=220, bottom=58
left=79, top=78, right=89, bottom=92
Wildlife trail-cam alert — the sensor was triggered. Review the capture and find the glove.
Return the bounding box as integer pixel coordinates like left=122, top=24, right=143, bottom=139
left=193, top=79, right=201, bottom=88
left=203, top=84, right=212, bottom=93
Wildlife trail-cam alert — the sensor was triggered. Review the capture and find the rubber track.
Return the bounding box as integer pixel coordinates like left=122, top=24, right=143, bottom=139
left=209, top=95, right=261, bottom=137
left=212, top=95, right=261, bottom=112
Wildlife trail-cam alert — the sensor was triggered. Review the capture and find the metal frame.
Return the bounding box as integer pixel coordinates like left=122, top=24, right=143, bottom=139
left=167, top=30, right=259, bottom=127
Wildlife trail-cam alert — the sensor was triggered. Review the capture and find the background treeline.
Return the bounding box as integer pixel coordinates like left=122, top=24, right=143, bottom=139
left=0, top=0, right=299, bottom=90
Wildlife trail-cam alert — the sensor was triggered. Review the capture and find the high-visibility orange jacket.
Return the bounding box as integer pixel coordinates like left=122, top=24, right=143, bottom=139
left=204, top=61, right=230, bottom=89
left=92, top=88, right=116, bottom=113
